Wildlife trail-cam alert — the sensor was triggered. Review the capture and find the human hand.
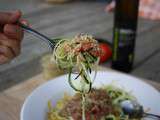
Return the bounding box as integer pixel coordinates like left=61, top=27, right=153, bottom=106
left=0, top=10, right=27, bottom=64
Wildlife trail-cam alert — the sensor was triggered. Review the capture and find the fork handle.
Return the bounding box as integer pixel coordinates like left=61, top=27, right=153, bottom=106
left=18, top=22, right=55, bottom=49
left=144, top=112, right=160, bottom=119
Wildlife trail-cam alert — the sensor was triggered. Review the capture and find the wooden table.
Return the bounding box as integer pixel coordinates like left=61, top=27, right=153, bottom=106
left=0, top=68, right=160, bottom=120
left=0, top=1, right=160, bottom=119
left=0, top=1, right=160, bottom=91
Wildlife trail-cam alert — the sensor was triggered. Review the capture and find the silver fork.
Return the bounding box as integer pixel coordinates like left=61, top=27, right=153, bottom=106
left=18, top=22, right=58, bottom=49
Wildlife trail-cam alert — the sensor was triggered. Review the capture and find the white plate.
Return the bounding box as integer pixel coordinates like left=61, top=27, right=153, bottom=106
left=21, top=71, right=160, bottom=120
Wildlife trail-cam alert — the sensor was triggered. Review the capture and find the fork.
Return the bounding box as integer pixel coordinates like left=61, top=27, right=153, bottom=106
left=18, top=22, right=58, bottom=49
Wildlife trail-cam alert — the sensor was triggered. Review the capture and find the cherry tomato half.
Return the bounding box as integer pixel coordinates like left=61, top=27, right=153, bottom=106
left=99, top=43, right=112, bottom=63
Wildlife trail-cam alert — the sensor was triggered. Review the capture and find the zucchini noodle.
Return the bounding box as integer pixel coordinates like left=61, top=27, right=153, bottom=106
left=49, top=34, right=141, bottom=120
left=52, top=34, right=101, bottom=92
left=47, top=85, right=142, bottom=120
left=104, top=85, right=136, bottom=105
left=52, top=34, right=101, bottom=120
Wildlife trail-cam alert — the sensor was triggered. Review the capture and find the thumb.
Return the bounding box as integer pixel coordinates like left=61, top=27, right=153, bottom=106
left=0, top=10, right=21, bottom=25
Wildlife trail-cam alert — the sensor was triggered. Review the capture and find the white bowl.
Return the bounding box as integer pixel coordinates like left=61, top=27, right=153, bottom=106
left=21, top=71, right=160, bottom=120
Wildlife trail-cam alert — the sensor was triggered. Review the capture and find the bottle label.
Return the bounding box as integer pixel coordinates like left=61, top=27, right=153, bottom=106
left=118, top=29, right=135, bottom=47
left=113, top=28, right=135, bottom=63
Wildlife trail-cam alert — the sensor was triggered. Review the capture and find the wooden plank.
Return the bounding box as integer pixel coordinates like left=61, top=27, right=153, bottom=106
left=1, top=68, right=160, bottom=120
left=134, top=26, right=160, bottom=67
left=39, top=13, right=113, bottom=38
left=132, top=51, right=160, bottom=82
left=97, top=19, right=160, bottom=41
left=1, top=1, right=160, bottom=91
left=0, top=0, right=52, bottom=15
left=0, top=93, right=22, bottom=120
left=3, top=74, right=45, bottom=101
left=138, top=19, right=160, bottom=35
left=0, top=74, right=45, bottom=120
left=27, top=2, right=108, bottom=29
left=0, top=56, right=42, bottom=91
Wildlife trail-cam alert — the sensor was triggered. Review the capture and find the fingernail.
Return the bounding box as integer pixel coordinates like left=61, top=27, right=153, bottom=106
left=4, top=24, right=16, bottom=34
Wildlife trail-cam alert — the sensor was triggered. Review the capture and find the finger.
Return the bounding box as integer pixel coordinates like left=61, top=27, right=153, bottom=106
left=0, top=10, right=21, bottom=25
left=0, top=45, right=15, bottom=59
left=0, top=34, right=21, bottom=56
left=3, top=24, right=24, bottom=41
left=0, top=54, right=10, bottom=64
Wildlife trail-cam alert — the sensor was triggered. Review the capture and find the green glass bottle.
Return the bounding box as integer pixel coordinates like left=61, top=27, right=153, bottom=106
left=111, top=0, right=139, bottom=72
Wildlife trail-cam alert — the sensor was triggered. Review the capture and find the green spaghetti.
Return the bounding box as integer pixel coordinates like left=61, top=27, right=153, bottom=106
left=52, top=34, right=101, bottom=120
left=50, top=34, right=142, bottom=120
left=52, top=34, right=101, bottom=93
left=47, top=85, right=141, bottom=120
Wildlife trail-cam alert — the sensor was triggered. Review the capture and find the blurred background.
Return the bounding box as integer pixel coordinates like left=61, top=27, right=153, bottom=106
left=0, top=0, right=160, bottom=91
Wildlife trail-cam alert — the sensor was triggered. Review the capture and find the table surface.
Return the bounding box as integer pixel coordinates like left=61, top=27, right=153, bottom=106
left=0, top=1, right=160, bottom=119
left=0, top=1, right=160, bottom=91
left=0, top=67, right=160, bottom=120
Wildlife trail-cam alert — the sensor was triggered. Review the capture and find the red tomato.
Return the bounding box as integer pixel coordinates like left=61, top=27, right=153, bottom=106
left=99, top=43, right=112, bottom=63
